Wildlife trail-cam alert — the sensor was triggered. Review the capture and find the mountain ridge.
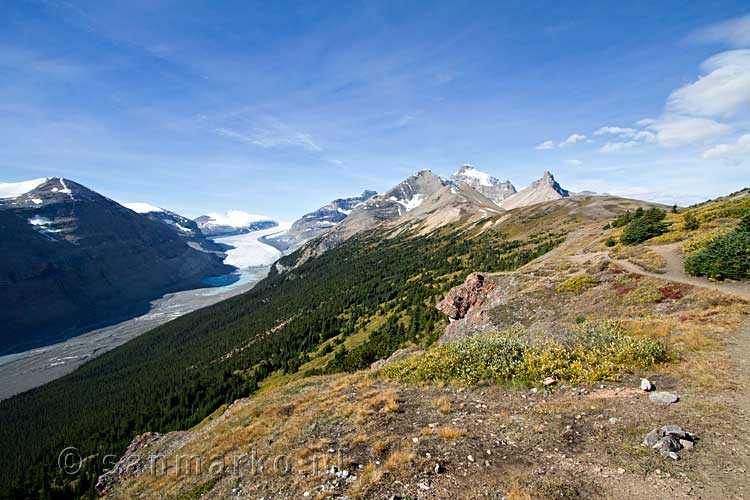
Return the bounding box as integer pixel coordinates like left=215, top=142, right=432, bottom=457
left=0, top=177, right=233, bottom=355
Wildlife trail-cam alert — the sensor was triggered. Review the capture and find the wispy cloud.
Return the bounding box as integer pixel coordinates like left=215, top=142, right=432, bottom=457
left=535, top=140, right=556, bottom=150
left=214, top=117, right=322, bottom=152
left=559, top=133, right=587, bottom=147
left=667, top=49, right=750, bottom=118
left=535, top=133, right=586, bottom=150
left=692, top=14, right=750, bottom=48
left=598, top=141, right=641, bottom=153
left=564, top=159, right=582, bottom=165
left=702, top=134, right=750, bottom=164
left=0, top=47, right=84, bottom=80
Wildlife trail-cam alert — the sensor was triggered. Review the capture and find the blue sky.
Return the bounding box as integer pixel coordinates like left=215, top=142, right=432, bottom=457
left=1, top=1, right=749, bottom=220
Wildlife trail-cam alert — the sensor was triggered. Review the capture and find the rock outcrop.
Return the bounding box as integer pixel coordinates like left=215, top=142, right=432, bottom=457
left=437, top=272, right=492, bottom=320
left=96, top=431, right=185, bottom=495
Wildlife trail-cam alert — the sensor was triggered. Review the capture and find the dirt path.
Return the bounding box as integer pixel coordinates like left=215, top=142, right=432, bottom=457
left=610, top=242, right=750, bottom=300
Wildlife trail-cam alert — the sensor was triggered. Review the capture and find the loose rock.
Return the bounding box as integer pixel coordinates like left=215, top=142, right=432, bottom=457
left=649, top=391, right=679, bottom=405
left=640, top=378, right=654, bottom=392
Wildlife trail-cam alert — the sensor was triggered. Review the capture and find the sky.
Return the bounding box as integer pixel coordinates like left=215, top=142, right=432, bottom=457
left=1, top=1, right=749, bottom=220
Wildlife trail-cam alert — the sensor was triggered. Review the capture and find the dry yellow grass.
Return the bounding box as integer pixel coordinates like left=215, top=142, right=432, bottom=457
left=349, top=463, right=383, bottom=499
left=436, top=426, right=466, bottom=440
left=431, top=395, right=451, bottom=414
left=383, top=450, right=416, bottom=472
left=372, top=440, right=387, bottom=454
left=506, top=480, right=533, bottom=500
left=350, top=434, right=368, bottom=446
left=383, top=391, right=401, bottom=413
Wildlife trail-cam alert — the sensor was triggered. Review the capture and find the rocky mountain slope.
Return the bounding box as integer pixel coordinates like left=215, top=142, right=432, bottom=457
left=449, top=165, right=516, bottom=204
left=0, top=178, right=233, bottom=355
left=265, top=190, right=376, bottom=251
left=194, top=209, right=278, bottom=237
left=294, top=169, right=511, bottom=265
left=500, top=170, right=570, bottom=209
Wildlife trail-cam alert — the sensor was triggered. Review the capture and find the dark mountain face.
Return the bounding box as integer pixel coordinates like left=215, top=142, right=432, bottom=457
left=0, top=178, right=233, bottom=355
left=266, top=190, right=376, bottom=251
left=130, top=207, right=225, bottom=254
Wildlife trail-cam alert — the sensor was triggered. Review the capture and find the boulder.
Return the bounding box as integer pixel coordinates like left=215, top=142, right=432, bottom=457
left=640, top=378, right=654, bottom=391
left=649, top=391, right=679, bottom=405
left=437, top=273, right=491, bottom=320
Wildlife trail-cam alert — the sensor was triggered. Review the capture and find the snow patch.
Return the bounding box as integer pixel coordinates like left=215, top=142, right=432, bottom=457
left=31, top=198, right=43, bottom=205
left=124, top=202, right=164, bottom=214
left=58, top=178, right=73, bottom=198
left=29, top=216, right=52, bottom=226
left=28, top=216, right=63, bottom=234
left=0, top=178, right=49, bottom=198
left=400, top=193, right=424, bottom=211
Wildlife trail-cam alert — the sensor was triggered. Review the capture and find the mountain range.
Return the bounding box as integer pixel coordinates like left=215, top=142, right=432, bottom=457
left=194, top=210, right=279, bottom=237
left=0, top=166, right=575, bottom=356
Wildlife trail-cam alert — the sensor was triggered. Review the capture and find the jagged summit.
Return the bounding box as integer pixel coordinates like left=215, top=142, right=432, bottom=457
left=499, top=170, right=570, bottom=210
left=450, top=165, right=516, bottom=204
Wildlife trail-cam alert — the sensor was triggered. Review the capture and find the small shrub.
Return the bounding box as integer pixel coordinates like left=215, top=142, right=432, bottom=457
left=556, top=275, right=598, bottom=293
left=685, top=229, right=750, bottom=281
left=605, top=236, right=617, bottom=247
left=683, top=212, right=700, bottom=231
left=620, top=208, right=669, bottom=245
left=625, top=285, right=663, bottom=304
left=658, top=285, right=684, bottom=301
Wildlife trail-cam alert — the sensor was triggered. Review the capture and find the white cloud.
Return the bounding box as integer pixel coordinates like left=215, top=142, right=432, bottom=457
left=598, top=141, right=640, bottom=153
left=535, top=133, right=586, bottom=150
left=694, top=14, right=750, bottom=48
left=702, top=134, right=750, bottom=164
left=594, top=126, right=655, bottom=141
left=559, top=133, right=586, bottom=146
left=645, top=116, right=732, bottom=148
left=564, top=159, right=582, bottom=165
left=667, top=49, right=750, bottom=118
left=535, top=140, right=556, bottom=150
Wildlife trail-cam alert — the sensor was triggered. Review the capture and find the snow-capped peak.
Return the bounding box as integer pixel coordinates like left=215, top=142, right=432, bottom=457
left=123, top=202, right=164, bottom=214
left=0, top=178, right=50, bottom=199
left=203, top=209, right=274, bottom=228
left=454, top=165, right=494, bottom=187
